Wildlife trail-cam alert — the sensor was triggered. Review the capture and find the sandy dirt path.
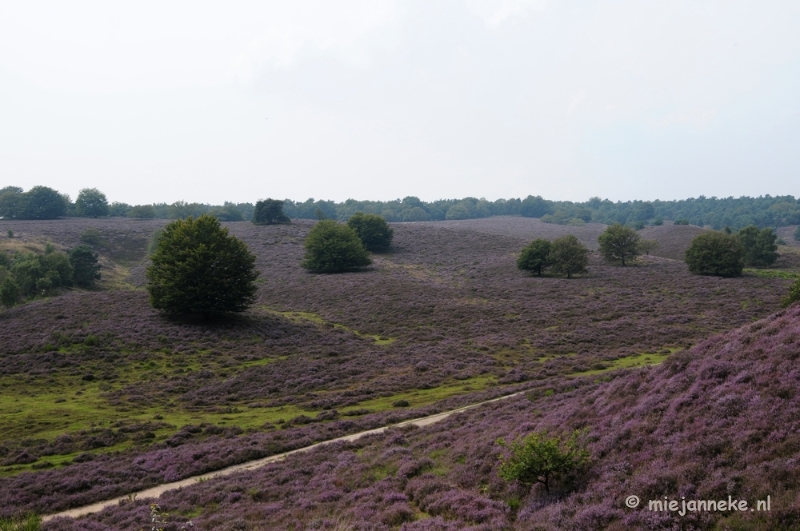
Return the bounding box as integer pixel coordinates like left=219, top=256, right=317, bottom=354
left=43, top=391, right=525, bottom=522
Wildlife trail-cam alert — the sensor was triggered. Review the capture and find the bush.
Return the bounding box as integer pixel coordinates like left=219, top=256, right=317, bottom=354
left=783, top=278, right=800, bottom=308
left=301, top=220, right=372, bottom=273
left=1, top=277, right=19, bottom=309
left=517, top=239, right=552, bottom=276
left=795, top=226, right=800, bottom=242
left=69, top=245, right=101, bottom=288
left=347, top=212, right=393, bottom=251
left=738, top=225, right=778, bottom=267
left=75, top=188, right=109, bottom=218
left=79, top=228, right=104, bottom=247
left=146, top=215, right=259, bottom=317
left=497, top=430, right=590, bottom=493
left=253, top=199, right=290, bottom=225
left=598, top=224, right=641, bottom=266
left=674, top=218, right=690, bottom=225
left=638, top=239, right=659, bottom=256
left=685, top=232, right=744, bottom=277
left=10, top=251, right=73, bottom=297
left=549, top=235, right=589, bottom=278
left=128, top=205, right=156, bottom=219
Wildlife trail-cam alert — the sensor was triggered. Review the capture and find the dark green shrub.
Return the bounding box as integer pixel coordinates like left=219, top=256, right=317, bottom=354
left=598, top=224, right=641, bottom=266
left=253, top=199, right=290, bottom=225
left=794, top=226, right=800, bottom=242
left=549, top=235, right=589, bottom=278
left=347, top=212, right=393, bottom=251
left=783, top=278, right=800, bottom=308
left=685, top=232, right=744, bottom=277
left=738, top=225, right=778, bottom=267
left=1, top=277, right=19, bottom=309
left=146, top=215, right=259, bottom=317
left=517, top=239, right=552, bottom=276
left=75, top=188, right=109, bottom=218
left=69, top=245, right=101, bottom=287
left=301, top=220, right=371, bottom=273
left=674, top=218, right=689, bottom=225
left=497, top=430, right=590, bottom=492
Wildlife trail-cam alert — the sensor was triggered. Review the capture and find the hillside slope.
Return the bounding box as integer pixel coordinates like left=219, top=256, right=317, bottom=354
left=46, top=305, right=800, bottom=530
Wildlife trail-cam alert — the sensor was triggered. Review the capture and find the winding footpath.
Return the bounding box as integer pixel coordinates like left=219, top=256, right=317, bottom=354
left=43, top=390, right=525, bottom=522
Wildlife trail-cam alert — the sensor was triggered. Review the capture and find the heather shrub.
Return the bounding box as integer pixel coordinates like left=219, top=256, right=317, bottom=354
left=598, top=223, right=640, bottom=266
left=346, top=212, right=393, bottom=252
left=301, top=220, right=371, bottom=273
left=549, top=235, right=589, bottom=278
left=738, top=225, right=778, bottom=267
left=146, top=215, right=259, bottom=317
left=497, top=429, right=590, bottom=492
left=68, top=245, right=101, bottom=288
left=685, top=231, right=744, bottom=277
left=253, top=199, right=290, bottom=225
left=517, top=238, right=552, bottom=276
left=783, top=278, right=800, bottom=308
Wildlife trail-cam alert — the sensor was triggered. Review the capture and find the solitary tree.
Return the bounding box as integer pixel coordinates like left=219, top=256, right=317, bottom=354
left=549, top=235, right=589, bottom=278
left=147, top=215, right=259, bottom=317
left=75, top=188, right=109, bottom=218
left=638, top=239, right=659, bottom=256
left=253, top=199, right=290, bottom=225
left=598, top=224, right=641, bottom=266
left=347, top=212, right=393, bottom=251
left=517, top=239, right=552, bottom=276
left=69, top=245, right=101, bottom=287
left=497, top=430, right=590, bottom=493
left=738, top=225, right=778, bottom=267
left=301, top=220, right=371, bottom=273
left=685, top=231, right=744, bottom=277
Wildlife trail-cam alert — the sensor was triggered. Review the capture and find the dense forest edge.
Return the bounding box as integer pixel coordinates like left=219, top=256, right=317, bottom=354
left=2, top=185, right=800, bottom=232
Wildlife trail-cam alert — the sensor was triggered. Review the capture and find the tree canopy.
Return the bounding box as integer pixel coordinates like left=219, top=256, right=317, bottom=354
left=549, top=235, right=589, bottom=279
left=301, top=220, right=372, bottom=273
left=75, top=188, right=109, bottom=218
left=517, top=239, right=552, bottom=276
left=598, top=224, right=641, bottom=266
left=497, top=430, right=590, bottom=493
left=783, top=277, right=800, bottom=308
left=146, top=215, right=259, bottom=317
left=346, top=212, right=393, bottom=251
left=685, top=231, right=744, bottom=277
left=69, top=245, right=101, bottom=287
left=253, top=199, right=290, bottom=225
left=738, top=225, right=778, bottom=267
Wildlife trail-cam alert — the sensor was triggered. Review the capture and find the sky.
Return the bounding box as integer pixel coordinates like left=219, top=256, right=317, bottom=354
left=1, top=0, right=799, bottom=205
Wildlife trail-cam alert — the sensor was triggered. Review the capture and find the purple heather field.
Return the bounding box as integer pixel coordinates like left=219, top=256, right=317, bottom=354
left=0, top=216, right=798, bottom=530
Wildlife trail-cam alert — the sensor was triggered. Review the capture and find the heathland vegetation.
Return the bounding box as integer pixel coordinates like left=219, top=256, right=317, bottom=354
left=1, top=196, right=800, bottom=529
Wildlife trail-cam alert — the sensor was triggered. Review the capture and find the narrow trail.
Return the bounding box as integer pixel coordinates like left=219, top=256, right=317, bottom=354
left=43, top=390, right=526, bottom=522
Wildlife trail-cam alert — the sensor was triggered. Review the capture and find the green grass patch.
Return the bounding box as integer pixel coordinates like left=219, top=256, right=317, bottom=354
left=567, top=349, right=680, bottom=378
left=262, top=307, right=397, bottom=345
left=743, top=268, right=800, bottom=279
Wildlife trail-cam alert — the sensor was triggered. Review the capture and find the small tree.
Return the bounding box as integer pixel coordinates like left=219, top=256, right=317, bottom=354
left=549, top=235, right=589, bottom=279
left=783, top=277, right=800, bottom=308
left=497, top=430, right=590, bottom=493
left=1, top=277, right=19, bottom=308
left=253, top=199, right=290, bottom=225
left=301, top=220, right=371, bottom=273
left=347, top=212, right=393, bottom=251
left=738, top=225, right=778, bottom=267
left=598, top=223, right=641, bottom=266
left=147, top=215, right=259, bottom=317
left=517, top=239, right=552, bottom=276
left=685, top=232, right=744, bottom=277
left=75, top=188, right=109, bottom=218
left=69, top=245, right=101, bottom=287
left=638, top=239, right=659, bottom=256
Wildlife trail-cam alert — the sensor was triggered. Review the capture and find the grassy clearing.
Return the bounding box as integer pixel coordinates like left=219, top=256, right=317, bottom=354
left=261, top=307, right=396, bottom=345
left=567, top=349, right=678, bottom=377
left=743, top=268, right=800, bottom=279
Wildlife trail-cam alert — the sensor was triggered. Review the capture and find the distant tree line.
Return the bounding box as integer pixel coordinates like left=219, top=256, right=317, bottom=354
left=3, top=185, right=800, bottom=230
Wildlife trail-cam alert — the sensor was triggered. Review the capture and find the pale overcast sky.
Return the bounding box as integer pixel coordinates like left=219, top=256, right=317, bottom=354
left=1, top=1, right=798, bottom=205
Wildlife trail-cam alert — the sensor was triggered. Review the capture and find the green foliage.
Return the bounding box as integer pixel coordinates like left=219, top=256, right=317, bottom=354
left=347, top=212, right=393, bottom=252
left=301, top=220, right=372, bottom=273
left=79, top=228, right=104, bottom=247
left=445, top=204, right=470, bottom=220
left=598, top=224, right=641, bottom=266
left=19, top=186, right=67, bottom=219
left=638, top=239, right=659, bottom=256
left=783, top=277, right=800, bottom=308
left=1, top=277, right=19, bottom=309
left=69, top=245, right=101, bottom=288
left=653, top=217, right=663, bottom=226
left=403, top=206, right=430, bottom=221
left=674, top=218, right=690, bottom=225
left=253, top=199, right=290, bottom=225
left=10, top=251, right=73, bottom=296
left=209, top=203, right=245, bottom=222
left=794, top=226, right=800, bottom=242
left=0, top=188, right=24, bottom=219
left=0, top=513, right=41, bottom=531
left=148, top=228, right=163, bottom=256
left=517, top=239, right=552, bottom=276
left=738, top=225, right=778, bottom=267
left=497, top=430, right=590, bottom=492
left=128, top=205, right=156, bottom=219
left=549, top=235, right=589, bottom=279
left=6, top=230, right=12, bottom=239
left=520, top=195, right=552, bottom=218
left=75, top=188, right=109, bottom=218
left=108, top=201, right=132, bottom=217
left=685, top=232, right=744, bottom=277
left=147, top=215, right=258, bottom=317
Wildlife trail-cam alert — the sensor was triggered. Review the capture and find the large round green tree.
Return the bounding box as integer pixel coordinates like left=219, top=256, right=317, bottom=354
left=685, top=231, right=744, bottom=277
left=75, top=188, right=109, bottom=218
left=301, top=220, right=372, bottom=273
left=517, top=238, right=552, bottom=276
left=147, top=215, right=259, bottom=317
left=598, top=223, right=641, bottom=266
left=346, top=212, right=393, bottom=251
